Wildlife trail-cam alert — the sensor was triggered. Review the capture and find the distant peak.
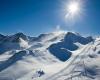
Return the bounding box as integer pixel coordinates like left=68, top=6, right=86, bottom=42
left=10, top=32, right=28, bottom=42
left=0, top=34, right=5, bottom=37
left=67, top=32, right=80, bottom=36
left=52, top=30, right=67, bottom=35
left=14, top=32, right=26, bottom=37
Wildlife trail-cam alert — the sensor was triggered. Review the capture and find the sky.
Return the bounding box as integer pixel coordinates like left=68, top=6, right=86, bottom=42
left=0, top=0, right=100, bottom=36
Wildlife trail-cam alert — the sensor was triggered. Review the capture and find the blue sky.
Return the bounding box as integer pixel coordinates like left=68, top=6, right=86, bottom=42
left=0, top=0, right=100, bottom=36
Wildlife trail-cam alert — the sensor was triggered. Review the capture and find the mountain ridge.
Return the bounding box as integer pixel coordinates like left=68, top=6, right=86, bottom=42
left=0, top=31, right=99, bottom=80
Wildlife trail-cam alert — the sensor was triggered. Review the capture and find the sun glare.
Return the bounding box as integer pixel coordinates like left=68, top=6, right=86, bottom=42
left=68, top=2, right=80, bottom=15
left=65, top=0, right=83, bottom=21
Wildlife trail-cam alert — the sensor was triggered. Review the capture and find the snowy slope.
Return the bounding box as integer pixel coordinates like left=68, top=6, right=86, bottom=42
left=0, top=31, right=100, bottom=80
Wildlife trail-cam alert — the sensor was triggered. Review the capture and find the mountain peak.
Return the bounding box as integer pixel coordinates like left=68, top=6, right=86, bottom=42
left=14, top=32, right=26, bottom=38
left=67, top=32, right=80, bottom=36
left=11, top=32, right=28, bottom=42
left=0, top=34, right=6, bottom=40
left=64, top=31, right=93, bottom=44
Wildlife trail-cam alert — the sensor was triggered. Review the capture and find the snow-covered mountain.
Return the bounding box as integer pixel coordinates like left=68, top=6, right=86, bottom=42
left=0, top=31, right=100, bottom=80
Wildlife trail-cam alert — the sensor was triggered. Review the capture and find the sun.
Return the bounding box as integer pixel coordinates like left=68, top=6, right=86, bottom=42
left=68, top=2, right=80, bottom=15
left=65, top=0, right=83, bottom=20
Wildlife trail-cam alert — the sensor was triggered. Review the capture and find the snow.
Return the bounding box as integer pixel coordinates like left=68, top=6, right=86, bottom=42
left=19, top=38, right=29, bottom=49
left=0, top=31, right=100, bottom=80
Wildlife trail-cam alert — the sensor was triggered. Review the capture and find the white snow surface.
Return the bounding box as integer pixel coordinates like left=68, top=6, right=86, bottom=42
left=0, top=31, right=100, bottom=80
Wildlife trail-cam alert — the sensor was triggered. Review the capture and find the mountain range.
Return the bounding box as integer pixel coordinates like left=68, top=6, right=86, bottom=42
left=0, top=31, right=100, bottom=80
